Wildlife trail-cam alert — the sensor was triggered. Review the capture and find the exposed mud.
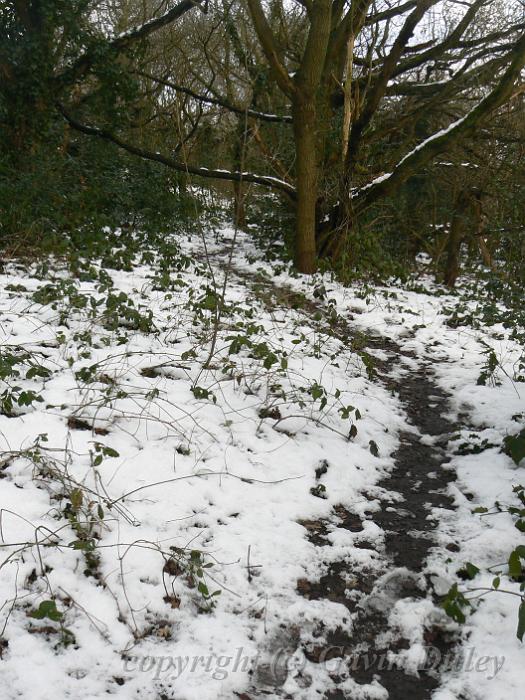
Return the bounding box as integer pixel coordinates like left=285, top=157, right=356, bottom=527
left=227, top=265, right=460, bottom=699
left=316, top=337, right=458, bottom=699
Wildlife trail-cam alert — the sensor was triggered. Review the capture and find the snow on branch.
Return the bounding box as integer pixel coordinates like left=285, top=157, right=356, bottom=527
left=60, top=1, right=204, bottom=83
left=354, top=113, right=469, bottom=196
left=57, top=104, right=297, bottom=199
left=353, top=31, right=525, bottom=210
left=137, top=72, right=293, bottom=124
left=111, top=0, right=206, bottom=49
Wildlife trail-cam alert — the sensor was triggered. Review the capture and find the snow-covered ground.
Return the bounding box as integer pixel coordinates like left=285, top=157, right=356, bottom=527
left=0, top=227, right=523, bottom=699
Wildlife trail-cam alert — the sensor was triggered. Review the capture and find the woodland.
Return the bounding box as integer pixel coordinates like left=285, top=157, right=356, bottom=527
left=1, top=0, right=524, bottom=281
left=0, top=3, right=524, bottom=700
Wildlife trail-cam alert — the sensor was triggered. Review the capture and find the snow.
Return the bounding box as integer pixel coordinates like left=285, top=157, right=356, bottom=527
left=355, top=110, right=473, bottom=196
left=355, top=172, right=393, bottom=194
left=0, top=226, right=523, bottom=699
left=112, top=1, right=201, bottom=42
left=437, top=162, right=480, bottom=168
left=193, top=168, right=291, bottom=189
left=208, top=169, right=291, bottom=187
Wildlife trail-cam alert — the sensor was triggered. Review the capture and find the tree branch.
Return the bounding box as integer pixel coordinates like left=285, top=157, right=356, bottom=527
left=391, top=0, right=499, bottom=79
left=365, top=0, right=418, bottom=25
left=59, top=0, right=205, bottom=84
left=246, top=0, right=296, bottom=96
left=354, top=31, right=525, bottom=211
left=57, top=104, right=297, bottom=199
left=110, top=0, right=206, bottom=50
left=137, top=71, right=292, bottom=123
left=347, top=0, right=440, bottom=164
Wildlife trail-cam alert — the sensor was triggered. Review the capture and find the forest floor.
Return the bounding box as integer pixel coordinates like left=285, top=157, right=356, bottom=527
left=0, top=225, right=523, bottom=700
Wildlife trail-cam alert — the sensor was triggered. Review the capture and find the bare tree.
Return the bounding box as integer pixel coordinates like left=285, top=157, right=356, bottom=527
left=49, top=0, right=525, bottom=273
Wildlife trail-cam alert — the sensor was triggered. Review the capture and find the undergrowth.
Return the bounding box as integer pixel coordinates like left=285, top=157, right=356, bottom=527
left=0, top=221, right=371, bottom=652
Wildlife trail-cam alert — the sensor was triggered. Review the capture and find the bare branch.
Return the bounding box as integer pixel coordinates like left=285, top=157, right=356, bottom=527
left=137, top=71, right=292, bottom=123
left=246, top=0, right=296, bottom=96
left=57, top=104, right=297, bottom=199
left=354, top=31, right=525, bottom=210
left=59, top=0, right=205, bottom=84
left=365, top=0, right=418, bottom=25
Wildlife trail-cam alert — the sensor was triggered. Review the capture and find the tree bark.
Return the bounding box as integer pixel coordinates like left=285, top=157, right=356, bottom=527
left=444, top=190, right=469, bottom=287
left=292, top=98, right=318, bottom=273
left=233, top=180, right=247, bottom=228
left=232, top=118, right=249, bottom=227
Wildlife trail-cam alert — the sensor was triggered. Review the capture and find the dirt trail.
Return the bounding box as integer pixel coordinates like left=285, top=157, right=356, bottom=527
left=225, top=263, right=459, bottom=699
left=318, top=338, right=458, bottom=699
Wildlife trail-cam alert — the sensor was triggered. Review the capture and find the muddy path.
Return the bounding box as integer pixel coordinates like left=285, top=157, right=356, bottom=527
left=218, top=261, right=460, bottom=698
left=318, top=338, right=459, bottom=700
left=269, top=337, right=459, bottom=700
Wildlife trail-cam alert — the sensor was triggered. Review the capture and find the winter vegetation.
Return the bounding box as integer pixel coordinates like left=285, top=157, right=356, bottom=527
left=0, top=1, right=524, bottom=699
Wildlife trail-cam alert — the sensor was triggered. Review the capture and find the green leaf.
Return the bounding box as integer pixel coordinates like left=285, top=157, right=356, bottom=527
left=191, top=386, right=215, bottom=402
left=310, top=383, right=324, bottom=401
left=503, top=429, right=525, bottom=466
left=103, top=447, right=119, bottom=458
left=463, top=562, right=480, bottom=580
left=517, top=602, right=525, bottom=642
left=17, top=390, right=43, bottom=407
left=442, top=583, right=470, bottom=624
left=509, top=549, right=523, bottom=580
left=444, top=599, right=466, bottom=624
left=30, top=600, right=63, bottom=622
left=263, top=353, right=277, bottom=369
left=492, top=576, right=500, bottom=590
left=26, top=365, right=51, bottom=380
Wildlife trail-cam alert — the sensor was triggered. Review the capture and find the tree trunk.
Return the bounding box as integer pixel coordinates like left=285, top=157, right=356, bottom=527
left=232, top=121, right=247, bottom=228
left=233, top=179, right=246, bottom=228
left=444, top=190, right=469, bottom=287
left=292, top=99, right=318, bottom=274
